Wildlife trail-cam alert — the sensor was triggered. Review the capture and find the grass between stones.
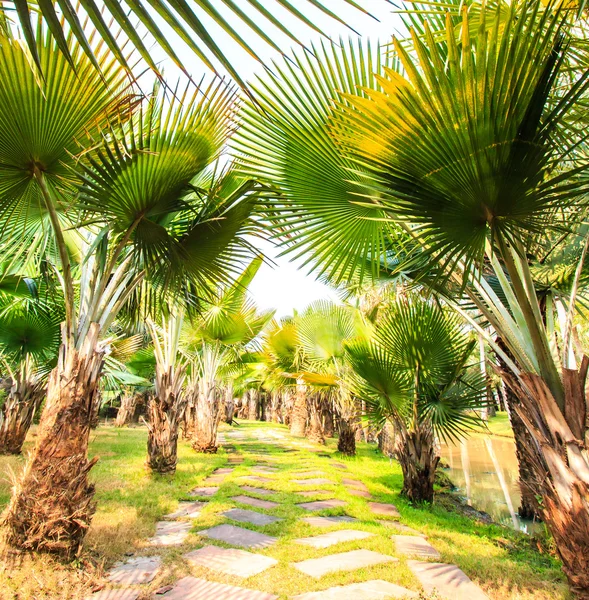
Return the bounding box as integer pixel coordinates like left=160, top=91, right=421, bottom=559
left=0, top=421, right=571, bottom=600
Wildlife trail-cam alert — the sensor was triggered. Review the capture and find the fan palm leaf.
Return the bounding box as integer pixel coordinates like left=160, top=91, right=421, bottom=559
left=1, top=1, right=380, bottom=88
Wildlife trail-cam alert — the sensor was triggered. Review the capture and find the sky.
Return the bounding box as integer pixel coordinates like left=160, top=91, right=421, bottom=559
left=150, top=1, right=400, bottom=318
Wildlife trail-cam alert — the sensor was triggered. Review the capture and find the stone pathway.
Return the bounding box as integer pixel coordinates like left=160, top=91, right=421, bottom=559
left=90, top=423, right=489, bottom=600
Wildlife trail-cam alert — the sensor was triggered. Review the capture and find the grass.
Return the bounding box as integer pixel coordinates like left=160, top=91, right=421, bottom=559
left=481, top=413, right=515, bottom=439
left=0, top=421, right=569, bottom=600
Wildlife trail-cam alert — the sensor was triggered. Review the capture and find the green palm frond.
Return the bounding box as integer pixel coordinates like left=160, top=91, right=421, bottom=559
left=2, top=1, right=380, bottom=88
left=0, top=28, right=132, bottom=261
left=235, top=37, right=396, bottom=283
left=346, top=296, right=486, bottom=441
left=333, top=2, right=589, bottom=279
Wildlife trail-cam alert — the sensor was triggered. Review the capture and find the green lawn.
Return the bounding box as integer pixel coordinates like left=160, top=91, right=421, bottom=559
left=0, top=422, right=568, bottom=600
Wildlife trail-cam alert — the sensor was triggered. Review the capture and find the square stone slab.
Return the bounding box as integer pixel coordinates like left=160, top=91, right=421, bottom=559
left=295, top=490, right=334, bottom=498
left=159, top=576, right=278, bottom=600
left=199, top=524, right=278, bottom=549
left=331, top=463, right=347, bottom=470
left=252, top=465, right=279, bottom=472
left=86, top=591, right=139, bottom=600
left=349, top=489, right=372, bottom=499
left=214, top=467, right=235, bottom=474
left=164, top=501, right=206, bottom=520
left=202, top=475, right=226, bottom=484
left=107, top=555, right=161, bottom=585
left=302, top=516, right=358, bottom=527
left=393, top=535, right=441, bottom=559
left=240, top=485, right=275, bottom=497
left=232, top=495, right=280, bottom=510
left=293, top=580, right=418, bottom=599
left=244, top=475, right=273, bottom=483
left=148, top=521, right=191, bottom=546
left=298, top=499, right=347, bottom=511
left=378, top=521, right=427, bottom=537
left=184, top=545, right=278, bottom=578
left=189, top=486, right=219, bottom=497
left=295, top=529, right=374, bottom=549
left=294, top=470, right=325, bottom=478
left=342, top=478, right=367, bottom=490
left=293, top=478, right=334, bottom=486
left=293, top=549, right=398, bottom=578
left=408, top=561, right=489, bottom=599
left=224, top=508, right=282, bottom=526
left=369, top=502, right=401, bottom=518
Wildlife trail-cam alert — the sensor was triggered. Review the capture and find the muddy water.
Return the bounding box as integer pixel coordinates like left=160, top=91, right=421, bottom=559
left=440, top=435, right=541, bottom=533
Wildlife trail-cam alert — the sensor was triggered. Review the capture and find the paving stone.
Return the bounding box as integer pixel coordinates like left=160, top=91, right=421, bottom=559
left=232, top=495, right=280, bottom=510
left=244, top=475, right=274, bottom=483
left=377, top=520, right=427, bottom=537
left=331, top=463, right=347, bottom=471
left=293, top=549, right=398, bottom=578
left=224, top=507, right=282, bottom=526
left=148, top=521, right=191, bottom=546
left=369, top=501, right=401, bottom=518
left=295, top=529, right=374, bottom=549
left=297, top=499, right=347, bottom=511
left=214, top=467, right=235, bottom=474
left=199, top=524, right=278, bottom=549
left=294, top=470, right=325, bottom=478
left=228, top=457, right=244, bottom=464
left=393, top=535, right=441, bottom=559
left=164, top=501, right=206, bottom=520
left=293, top=478, right=334, bottom=486
left=202, top=475, right=226, bottom=485
left=158, top=576, right=279, bottom=600
left=408, top=561, right=489, bottom=599
left=189, top=486, right=219, bottom=498
left=341, top=478, right=367, bottom=490
left=292, top=580, right=418, bottom=599
left=295, top=490, right=334, bottom=498
left=107, top=555, right=161, bottom=585
left=184, top=545, right=278, bottom=578
left=86, top=590, right=139, bottom=600
left=348, top=489, right=372, bottom=499
left=240, top=485, right=275, bottom=497
left=302, top=516, right=358, bottom=527
left=252, top=465, right=279, bottom=473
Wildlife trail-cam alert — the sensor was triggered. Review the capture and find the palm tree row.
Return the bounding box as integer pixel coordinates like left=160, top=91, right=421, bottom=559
left=235, top=1, right=589, bottom=595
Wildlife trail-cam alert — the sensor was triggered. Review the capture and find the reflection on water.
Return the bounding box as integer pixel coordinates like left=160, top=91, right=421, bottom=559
left=440, top=435, right=540, bottom=534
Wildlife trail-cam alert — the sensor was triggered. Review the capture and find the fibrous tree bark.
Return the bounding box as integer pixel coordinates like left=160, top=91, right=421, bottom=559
left=2, top=324, right=105, bottom=558
left=115, top=393, right=139, bottom=428
left=321, top=398, right=335, bottom=437
left=191, top=379, right=223, bottom=453
left=290, top=379, right=308, bottom=437
left=337, top=415, right=357, bottom=455
left=499, top=368, right=589, bottom=597
left=307, top=394, right=325, bottom=445
left=0, top=372, right=45, bottom=455
left=269, top=390, right=282, bottom=423
left=247, top=388, right=259, bottom=421
left=224, top=385, right=235, bottom=424
left=392, top=418, right=438, bottom=504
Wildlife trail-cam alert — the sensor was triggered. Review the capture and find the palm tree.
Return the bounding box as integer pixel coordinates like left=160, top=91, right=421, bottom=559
left=346, top=297, right=485, bottom=503
left=237, top=3, right=589, bottom=595
left=2, top=1, right=379, bottom=87
left=0, top=30, right=258, bottom=557
left=145, top=310, right=187, bottom=475
left=0, top=278, right=61, bottom=454
left=296, top=302, right=364, bottom=454
left=182, top=257, right=274, bottom=453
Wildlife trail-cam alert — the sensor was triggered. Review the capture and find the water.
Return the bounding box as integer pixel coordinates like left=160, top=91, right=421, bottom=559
left=440, top=435, right=541, bottom=534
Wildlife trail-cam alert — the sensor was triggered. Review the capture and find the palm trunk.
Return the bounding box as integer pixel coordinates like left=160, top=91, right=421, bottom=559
left=393, top=418, right=438, bottom=504
left=0, top=375, right=45, bottom=455
left=2, top=324, right=104, bottom=558
left=282, top=388, right=294, bottom=426
left=115, top=393, right=138, bottom=428
left=337, top=416, right=357, bottom=455
left=192, top=380, right=222, bottom=453
left=500, top=368, right=589, bottom=597
left=322, top=399, right=335, bottom=437
left=290, top=379, right=308, bottom=437
left=269, top=391, right=281, bottom=423
left=224, top=386, right=235, bottom=424
left=378, top=421, right=395, bottom=458
left=145, top=365, right=185, bottom=475
left=307, top=394, right=325, bottom=445
left=248, top=389, right=259, bottom=421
